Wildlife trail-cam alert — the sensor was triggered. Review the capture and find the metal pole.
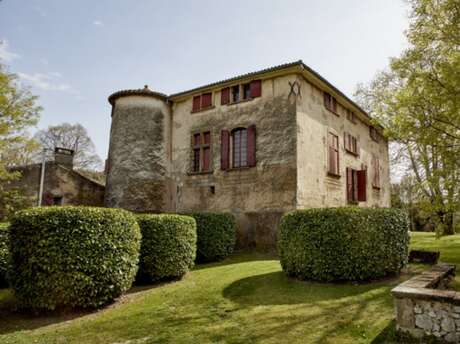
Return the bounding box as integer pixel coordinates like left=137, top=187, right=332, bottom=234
left=38, top=149, right=46, bottom=206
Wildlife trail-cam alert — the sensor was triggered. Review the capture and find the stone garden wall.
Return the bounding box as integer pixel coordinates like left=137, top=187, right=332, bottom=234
left=392, top=263, right=460, bottom=342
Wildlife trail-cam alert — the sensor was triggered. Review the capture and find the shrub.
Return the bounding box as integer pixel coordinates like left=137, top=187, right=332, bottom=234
left=279, top=207, right=410, bottom=282
left=0, top=223, right=9, bottom=288
left=136, top=214, right=196, bottom=282
left=9, top=206, right=141, bottom=310
left=186, top=212, right=236, bottom=262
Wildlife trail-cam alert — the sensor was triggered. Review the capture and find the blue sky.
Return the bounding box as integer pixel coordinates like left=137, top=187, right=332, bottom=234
left=0, top=0, right=409, bottom=160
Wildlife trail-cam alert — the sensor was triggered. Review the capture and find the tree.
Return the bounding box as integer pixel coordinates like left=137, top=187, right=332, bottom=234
left=34, top=123, right=103, bottom=170
left=355, top=0, right=460, bottom=235
left=0, top=62, right=42, bottom=219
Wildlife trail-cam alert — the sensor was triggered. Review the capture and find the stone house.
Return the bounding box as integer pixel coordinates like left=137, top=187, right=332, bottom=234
left=6, top=148, right=105, bottom=209
left=105, top=61, right=390, bottom=250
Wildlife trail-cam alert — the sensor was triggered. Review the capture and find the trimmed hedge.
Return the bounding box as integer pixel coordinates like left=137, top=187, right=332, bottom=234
left=136, top=214, right=196, bottom=282
left=279, top=207, right=410, bottom=282
left=0, top=223, right=9, bottom=288
left=186, top=212, right=236, bottom=262
left=9, top=206, right=141, bottom=310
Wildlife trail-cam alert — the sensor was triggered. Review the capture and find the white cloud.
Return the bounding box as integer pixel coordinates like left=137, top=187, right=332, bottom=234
left=93, top=20, right=104, bottom=26
left=0, top=40, right=21, bottom=63
left=17, top=72, right=76, bottom=93
left=40, top=58, right=49, bottom=66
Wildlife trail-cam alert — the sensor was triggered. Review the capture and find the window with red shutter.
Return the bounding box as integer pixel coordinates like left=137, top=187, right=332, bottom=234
left=328, top=132, right=340, bottom=176
left=250, top=80, right=262, bottom=98
left=202, top=147, right=210, bottom=171
left=201, top=93, right=212, bottom=108
left=221, top=130, right=230, bottom=170
left=192, top=95, right=201, bottom=112
left=370, top=126, right=380, bottom=142
left=357, top=169, right=367, bottom=201
left=242, top=83, right=251, bottom=100
left=324, top=92, right=338, bottom=115
left=346, top=168, right=353, bottom=201
left=344, top=132, right=358, bottom=156
left=191, top=131, right=212, bottom=173
left=221, top=88, right=230, bottom=105
left=372, top=156, right=381, bottom=189
left=232, top=128, right=248, bottom=168
left=247, top=125, right=256, bottom=167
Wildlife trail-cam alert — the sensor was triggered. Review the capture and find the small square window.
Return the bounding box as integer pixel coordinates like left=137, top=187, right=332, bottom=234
left=242, top=83, right=251, bottom=100
left=231, top=85, right=240, bottom=103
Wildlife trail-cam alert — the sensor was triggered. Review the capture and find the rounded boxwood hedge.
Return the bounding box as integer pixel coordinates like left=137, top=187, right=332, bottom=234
left=0, top=223, right=9, bottom=288
left=186, top=212, right=236, bottom=263
left=136, top=214, right=196, bottom=282
left=279, top=207, right=410, bottom=282
left=9, top=206, right=141, bottom=310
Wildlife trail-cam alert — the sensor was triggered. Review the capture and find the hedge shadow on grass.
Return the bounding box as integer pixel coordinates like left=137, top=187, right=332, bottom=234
left=223, top=271, right=403, bottom=306
left=0, top=289, right=93, bottom=335
left=192, top=250, right=277, bottom=271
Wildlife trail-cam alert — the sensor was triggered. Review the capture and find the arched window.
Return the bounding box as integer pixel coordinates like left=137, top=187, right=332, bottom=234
left=231, top=128, right=248, bottom=168
left=220, top=125, right=256, bottom=170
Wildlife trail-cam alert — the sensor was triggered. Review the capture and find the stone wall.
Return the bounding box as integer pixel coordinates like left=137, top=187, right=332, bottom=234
left=392, top=263, right=460, bottom=342
left=296, top=76, right=391, bottom=208
left=6, top=163, right=105, bottom=208
left=171, top=75, right=298, bottom=248
left=105, top=95, right=173, bottom=213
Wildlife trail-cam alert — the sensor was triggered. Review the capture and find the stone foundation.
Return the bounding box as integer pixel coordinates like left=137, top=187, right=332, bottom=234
left=392, top=263, right=459, bottom=342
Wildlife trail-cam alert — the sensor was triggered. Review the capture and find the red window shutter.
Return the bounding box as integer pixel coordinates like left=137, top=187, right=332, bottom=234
left=324, top=92, right=330, bottom=109
left=250, top=80, right=262, bottom=98
left=346, top=168, right=353, bottom=201
left=247, top=125, right=256, bottom=167
left=192, top=95, right=201, bottom=112
left=221, top=88, right=230, bottom=105
left=203, top=147, right=210, bottom=171
left=221, top=130, right=230, bottom=170
left=352, top=170, right=358, bottom=201
left=357, top=169, right=367, bottom=201
left=202, top=93, right=212, bottom=108
left=344, top=132, right=349, bottom=151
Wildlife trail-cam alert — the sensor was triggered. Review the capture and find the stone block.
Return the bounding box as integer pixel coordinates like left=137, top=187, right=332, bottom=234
left=415, top=313, right=433, bottom=331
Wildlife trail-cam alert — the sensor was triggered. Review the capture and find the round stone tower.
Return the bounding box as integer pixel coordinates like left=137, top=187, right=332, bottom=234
left=105, top=85, right=173, bottom=213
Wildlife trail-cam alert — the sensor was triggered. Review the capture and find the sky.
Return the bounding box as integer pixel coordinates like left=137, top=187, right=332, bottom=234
left=0, top=0, right=409, bottom=160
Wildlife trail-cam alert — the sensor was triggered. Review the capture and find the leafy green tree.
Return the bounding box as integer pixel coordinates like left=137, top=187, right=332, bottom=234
left=0, top=62, right=41, bottom=219
left=356, top=0, right=460, bottom=235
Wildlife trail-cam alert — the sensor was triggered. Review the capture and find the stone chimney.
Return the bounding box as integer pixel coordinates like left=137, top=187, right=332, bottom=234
left=54, top=147, right=74, bottom=169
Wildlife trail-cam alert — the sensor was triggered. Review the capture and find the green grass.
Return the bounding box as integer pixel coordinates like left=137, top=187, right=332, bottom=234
left=0, top=232, right=457, bottom=344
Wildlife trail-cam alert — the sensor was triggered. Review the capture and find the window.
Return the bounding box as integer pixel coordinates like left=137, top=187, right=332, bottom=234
left=231, top=85, right=240, bottom=103
left=324, top=92, right=338, bottom=114
left=191, top=131, right=212, bottom=172
left=346, top=168, right=367, bottom=203
left=372, top=156, right=380, bottom=189
left=370, top=126, right=380, bottom=142
left=232, top=128, right=248, bottom=168
left=327, top=132, right=340, bottom=176
left=221, top=80, right=262, bottom=105
left=192, top=92, right=213, bottom=112
left=220, top=125, right=256, bottom=170
left=243, top=83, right=251, bottom=100
left=346, top=109, right=357, bottom=124
left=201, top=93, right=212, bottom=108
left=53, top=196, right=63, bottom=206
left=344, top=132, right=358, bottom=156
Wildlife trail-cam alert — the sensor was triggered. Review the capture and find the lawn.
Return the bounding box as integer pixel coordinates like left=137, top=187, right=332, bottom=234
left=0, top=232, right=457, bottom=344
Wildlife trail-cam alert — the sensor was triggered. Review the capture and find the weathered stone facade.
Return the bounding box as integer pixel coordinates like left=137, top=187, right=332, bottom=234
left=6, top=150, right=105, bottom=209
left=392, top=263, right=460, bottom=342
left=105, top=61, right=390, bottom=250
